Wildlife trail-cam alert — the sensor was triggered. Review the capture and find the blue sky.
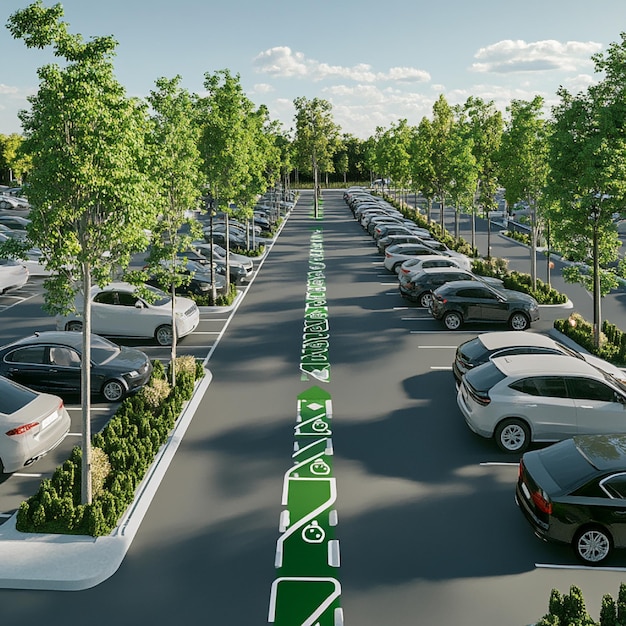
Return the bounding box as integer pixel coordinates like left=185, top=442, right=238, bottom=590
left=2, top=0, right=626, bottom=139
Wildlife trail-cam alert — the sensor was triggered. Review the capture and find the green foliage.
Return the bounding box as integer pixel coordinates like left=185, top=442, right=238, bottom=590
left=554, top=313, right=626, bottom=366
left=15, top=360, right=203, bottom=536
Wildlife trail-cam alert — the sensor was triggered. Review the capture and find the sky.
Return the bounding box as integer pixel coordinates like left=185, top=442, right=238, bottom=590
left=2, top=0, right=626, bottom=139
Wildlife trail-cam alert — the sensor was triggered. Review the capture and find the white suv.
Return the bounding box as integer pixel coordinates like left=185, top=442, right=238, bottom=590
left=457, top=353, right=626, bottom=453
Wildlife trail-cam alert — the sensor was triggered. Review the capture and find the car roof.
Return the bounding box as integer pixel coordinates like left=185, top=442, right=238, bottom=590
left=573, top=434, right=626, bottom=471
left=491, top=353, right=601, bottom=378
left=419, top=266, right=469, bottom=275
left=479, top=331, right=557, bottom=351
left=1, top=331, right=85, bottom=351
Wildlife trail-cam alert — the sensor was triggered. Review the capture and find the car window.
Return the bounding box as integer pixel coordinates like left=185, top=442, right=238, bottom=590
left=93, top=291, right=115, bottom=305
left=465, top=361, right=506, bottom=392
left=600, top=474, right=626, bottom=499
left=0, top=376, right=38, bottom=414
left=509, top=376, right=568, bottom=398
left=117, top=291, right=139, bottom=306
left=566, top=377, right=616, bottom=402
left=456, top=287, right=487, bottom=298
left=4, top=346, right=46, bottom=365
left=49, top=346, right=81, bottom=368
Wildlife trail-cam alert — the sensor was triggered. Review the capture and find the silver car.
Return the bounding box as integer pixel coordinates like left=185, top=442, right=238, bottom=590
left=0, top=375, right=71, bottom=473
left=458, top=353, right=626, bottom=453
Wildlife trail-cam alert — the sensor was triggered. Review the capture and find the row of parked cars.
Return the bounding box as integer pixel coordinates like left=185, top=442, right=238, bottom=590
left=346, top=186, right=626, bottom=566
left=0, top=188, right=293, bottom=480
left=344, top=187, right=541, bottom=331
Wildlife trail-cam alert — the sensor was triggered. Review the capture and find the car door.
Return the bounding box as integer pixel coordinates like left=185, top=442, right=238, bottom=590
left=472, top=286, right=510, bottom=322
left=91, top=290, right=120, bottom=335
left=47, top=345, right=82, bottom=395
left=454, top=287, right=486, bottom=321
left=566, top=376, right=626, bottom=435
left=596, top=473, right=626, bottom=548
left=1, top=345, right=50, bottom=391
left=508, top=376, right=578, bottom=440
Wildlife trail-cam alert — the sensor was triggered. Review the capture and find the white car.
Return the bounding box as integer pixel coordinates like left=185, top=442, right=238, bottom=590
left=398, top=255, right=462, bottom=278
left=384, top=243, right=448, bottom=273
left=457, top=353, right=626, bottom=453
left=419, top=240, right=472, bottom=270
left=0, top=194, right=30, bottom=211
left=0, top=375, right=71, bottom=473
left=0, top=258, right=29, bottom=294
left=55, top=282, right=200, bottom=346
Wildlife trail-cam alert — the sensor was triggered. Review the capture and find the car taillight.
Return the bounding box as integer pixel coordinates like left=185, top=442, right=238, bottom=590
left=531, top=489, right=552, bottom=515
left=6, top=422, right=39, bottom=436
left=385, top=252, right=391, bottom=258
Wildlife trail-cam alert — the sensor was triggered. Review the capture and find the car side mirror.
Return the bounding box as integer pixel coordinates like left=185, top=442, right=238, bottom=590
left=615, top=392, right=626, bottom=407
left=134, top=300, right=143, bottom=309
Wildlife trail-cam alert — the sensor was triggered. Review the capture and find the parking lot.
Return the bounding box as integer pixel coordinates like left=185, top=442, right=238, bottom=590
left=0, top=271, right=249, bottom=521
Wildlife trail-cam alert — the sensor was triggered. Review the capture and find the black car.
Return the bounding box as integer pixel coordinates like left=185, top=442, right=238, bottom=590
left=0, top=331, right=153, bottom=402
left=516, top=434, right=626, bottom=565
left=147, top=259, right=229, bottom=298
left=399, top=267, right=497, bottom=308
left=429, top=280, right=540, bottom=331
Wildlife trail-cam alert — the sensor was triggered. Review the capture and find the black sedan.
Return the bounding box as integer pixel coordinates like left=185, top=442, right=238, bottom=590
left=0, top=331, right=153, bottom=402
left=517, top=434, right=626, bottom=565
left=429, top=280, right=540, bottom=331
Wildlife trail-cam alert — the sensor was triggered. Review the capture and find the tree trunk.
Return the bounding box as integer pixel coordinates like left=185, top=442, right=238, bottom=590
left=80, top=260, right=92, bottom=505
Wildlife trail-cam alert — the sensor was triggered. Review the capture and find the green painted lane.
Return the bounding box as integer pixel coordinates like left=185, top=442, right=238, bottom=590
left=269, top=385, right=343, bottom=625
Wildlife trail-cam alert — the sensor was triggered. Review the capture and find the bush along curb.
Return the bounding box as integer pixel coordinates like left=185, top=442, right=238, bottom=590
left=15, top=356, right=205, bottom=537
left=554, top=313, right=626, bottom=367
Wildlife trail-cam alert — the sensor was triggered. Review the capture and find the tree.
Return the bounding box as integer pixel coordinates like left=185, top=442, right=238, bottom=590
left=498, top=96, right=550, bottom=287
left=292, top=97, right=339, bottom=217
left=140, top=75, right=203, bottom=385
left=459, top=97, right=503, bottom=256
left=6, top=1, right=158, bottom=504
left=197, top=69, right=265, bottom=278
left=429, top=95, right=455, bottom=229
left=409, top=117, right=436, bottom=220
left=0, top=133, right=31, bottom=184
left=547, top=79, right=626, bottom=347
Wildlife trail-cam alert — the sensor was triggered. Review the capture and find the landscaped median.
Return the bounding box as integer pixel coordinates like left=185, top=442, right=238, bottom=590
left=0, top=356, right=212, bottom=590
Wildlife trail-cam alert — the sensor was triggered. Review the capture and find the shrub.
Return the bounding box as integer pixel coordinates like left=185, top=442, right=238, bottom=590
left=15, top=356, right=204, bottom=536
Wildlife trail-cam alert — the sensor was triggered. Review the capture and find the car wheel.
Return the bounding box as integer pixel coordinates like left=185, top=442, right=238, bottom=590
left=419, top=292, right=433, bottom=309
left=66, top=321, right=83, bottom=332
left=495, top=418, right=530, bottom=453
left=574, top=526, right=612, bottom=565
left=509, top=312, right=530, bottom=331
left=155, top=324, right=173, bottom=346
left=392, top=263, right=402, bottom=273
left=102, top=379, right=126, bottom=403
left=443, top=311, right=462, bottom=330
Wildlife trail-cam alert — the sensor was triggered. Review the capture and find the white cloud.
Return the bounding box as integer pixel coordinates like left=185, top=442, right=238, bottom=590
left=252, top=83, right=274, bottom=94
left=253, top=46, right=429, bottom=83
left=471, top=39, right=602, bottom=74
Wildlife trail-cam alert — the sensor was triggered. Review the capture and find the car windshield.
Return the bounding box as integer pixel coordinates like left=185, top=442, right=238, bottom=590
left=0, top=376, right=38, bottom=414
left=89, top=334, right=121, bottom=365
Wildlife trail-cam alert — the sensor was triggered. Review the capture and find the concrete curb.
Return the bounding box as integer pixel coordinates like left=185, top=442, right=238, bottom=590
left=0, top=368, right=213, bottom=591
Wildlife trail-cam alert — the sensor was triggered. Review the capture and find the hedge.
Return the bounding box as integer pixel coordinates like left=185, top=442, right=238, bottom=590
left=554, top=313, right=626, bottom=366
left=15, top=356, right=204, bottom=536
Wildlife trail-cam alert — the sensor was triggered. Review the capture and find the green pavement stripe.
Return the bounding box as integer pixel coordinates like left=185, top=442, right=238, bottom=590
left=270, top=386, right=343, bottom=625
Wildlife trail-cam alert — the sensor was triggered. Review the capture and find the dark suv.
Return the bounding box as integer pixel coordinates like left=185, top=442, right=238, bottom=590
left=399, top=267, right=491, bottom=308
left=429, top=280, right=540, bottom=330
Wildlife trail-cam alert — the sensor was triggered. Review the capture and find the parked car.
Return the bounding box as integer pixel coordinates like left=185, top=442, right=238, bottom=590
left=378, top=234, right=432, bottom=254
left=384, top=243, right=449, bottom=272
left=516, top=434, right=626, bottom=564
left=457, top=353, right=626, bottom=453
left=419, top=240, right=472, bottom=270
left=0, top=258, right=29, bottom=294
left=0, top=195, right=29, bottom=211
left=398, top=255, right=462, bottom=277
left=373, top=223, right=432, bottom=241
left=0, top=215, right=31, bottom=231
left=430, top=280, right=540, bottom=331
left=399, top=267, right=503, bottom=308
left=0, top=374, right=70, bottom=473
left=0, top=223, right=27, bottom=241
left=147, top=259, right=229, bottom=298
left=0, top=331, right=153, bottom=402
left=192, top=242, right=254, bottom=283
left=55, top=282, right=200, bottom=346
left=452, top=330, right=626, bottom=384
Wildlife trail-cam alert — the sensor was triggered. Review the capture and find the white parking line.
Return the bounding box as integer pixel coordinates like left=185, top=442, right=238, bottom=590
left=418, top=345, right=458, bottom=349
left=430, top=366, right=452, bottom=370
left=13, top=473, right=44, bottom=478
